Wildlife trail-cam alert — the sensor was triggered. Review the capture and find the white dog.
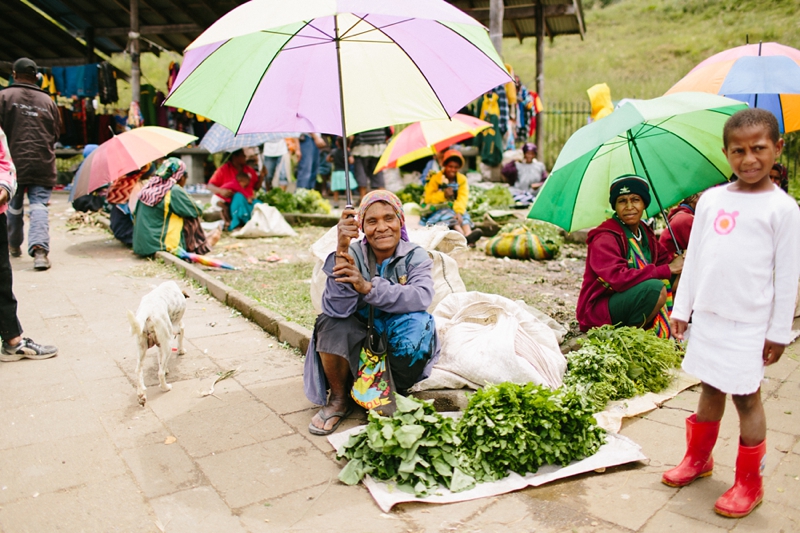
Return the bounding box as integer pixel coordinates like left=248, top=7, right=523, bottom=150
left=127, top=281, right=188, bottom=406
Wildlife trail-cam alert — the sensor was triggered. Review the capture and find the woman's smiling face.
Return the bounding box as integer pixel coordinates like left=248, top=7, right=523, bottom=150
left=362, top=201, right=401, bottom=255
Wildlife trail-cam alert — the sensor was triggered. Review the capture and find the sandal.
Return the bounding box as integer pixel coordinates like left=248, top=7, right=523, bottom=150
left=308, top=405, right=353, bottom=436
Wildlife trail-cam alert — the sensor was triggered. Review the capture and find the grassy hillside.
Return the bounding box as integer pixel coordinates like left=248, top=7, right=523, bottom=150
left=504, top=0, right=800, bottom=102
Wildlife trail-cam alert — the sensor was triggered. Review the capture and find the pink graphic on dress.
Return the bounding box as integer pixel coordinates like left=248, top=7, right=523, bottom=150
left=714, top=209, right=739, bottom=235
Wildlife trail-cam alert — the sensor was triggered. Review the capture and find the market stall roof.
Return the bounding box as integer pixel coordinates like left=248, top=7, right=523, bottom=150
left=446, top=0, right=585, bottom=41
left=0, top=0, right=245, bottom=75
left=0, top=0, right=93, bottom=68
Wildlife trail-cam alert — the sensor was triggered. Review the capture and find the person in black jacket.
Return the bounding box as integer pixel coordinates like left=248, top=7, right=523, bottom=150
left=0, top=58, right=61, bottom=271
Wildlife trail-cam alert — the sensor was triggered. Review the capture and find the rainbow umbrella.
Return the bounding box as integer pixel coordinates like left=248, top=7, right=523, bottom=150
left=171, top=247, right=237, bottom=270
left=666, top=42, right=800, bottom=132
left=164, top=0, right=511, bottom=206
left=71, top=127, right=197, bottom=198
left=374, top=114, right=490, bottom=172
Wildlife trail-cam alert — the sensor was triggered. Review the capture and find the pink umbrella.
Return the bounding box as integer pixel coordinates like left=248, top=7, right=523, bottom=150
left=71, top=127, right=197, bottom=198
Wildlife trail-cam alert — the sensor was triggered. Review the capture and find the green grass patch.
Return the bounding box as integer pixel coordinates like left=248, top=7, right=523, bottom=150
left=218, top=262, right=317, bottom=329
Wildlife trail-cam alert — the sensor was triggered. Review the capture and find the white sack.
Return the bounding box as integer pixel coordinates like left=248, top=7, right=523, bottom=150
left=231, top=204, right=297, bottom=238
left=412, top=292, right=566, bottom=391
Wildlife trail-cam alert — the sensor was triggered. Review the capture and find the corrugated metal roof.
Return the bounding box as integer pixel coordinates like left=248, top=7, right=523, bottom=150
left=0, top=0, right=90, bottom=65
left=446, top=0, right=585, bottom=40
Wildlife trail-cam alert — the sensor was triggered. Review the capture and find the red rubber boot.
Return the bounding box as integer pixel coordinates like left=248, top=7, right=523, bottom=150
left=661, top=414, right=720, bottom=487
left=714, top=439, right=766, bottom=518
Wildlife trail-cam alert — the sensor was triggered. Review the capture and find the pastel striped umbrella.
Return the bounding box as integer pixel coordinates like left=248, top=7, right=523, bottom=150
left=666, top=42, right=800, bottom=132
left=165, top=0, right=510, bottom=205
left=71, top=127, right=197, bottom=198
left=375, top=114, right=490, bottom=172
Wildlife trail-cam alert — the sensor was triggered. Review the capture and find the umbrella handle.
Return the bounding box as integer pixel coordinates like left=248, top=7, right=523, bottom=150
left=629, top=133, right=683, bottom=255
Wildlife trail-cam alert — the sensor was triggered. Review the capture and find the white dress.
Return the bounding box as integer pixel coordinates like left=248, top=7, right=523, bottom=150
left=672, top=184, right=800, bottom=394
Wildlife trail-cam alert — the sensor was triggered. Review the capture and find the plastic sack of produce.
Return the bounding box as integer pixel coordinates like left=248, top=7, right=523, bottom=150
left=485, top=223, right=560, bottom=260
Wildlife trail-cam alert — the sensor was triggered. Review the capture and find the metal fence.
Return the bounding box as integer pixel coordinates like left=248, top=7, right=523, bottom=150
left=538, top=101, right=592, bottom=169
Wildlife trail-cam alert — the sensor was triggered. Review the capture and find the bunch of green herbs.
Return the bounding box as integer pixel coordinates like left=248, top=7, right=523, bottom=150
left=397, top=183, right=425, bottom=205
left=256, top=188, right=332, bottom=214
left=455, top=382, right=606, bottom=482
left=467, top=185, right=514, bottom=218
left=564, top=325, right=683, bottom=411
left=337, top=394, right=476, bottom=496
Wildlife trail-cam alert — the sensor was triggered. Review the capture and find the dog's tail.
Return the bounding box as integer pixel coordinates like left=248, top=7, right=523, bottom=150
left=127, top=310, right=143, bottom=337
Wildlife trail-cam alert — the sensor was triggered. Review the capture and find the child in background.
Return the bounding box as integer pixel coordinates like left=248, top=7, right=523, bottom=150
left=229, top=171, right=261, bottom=230
left=663, top=109, right=800, bottom=518
left=327, top=137, right=357, bottom=208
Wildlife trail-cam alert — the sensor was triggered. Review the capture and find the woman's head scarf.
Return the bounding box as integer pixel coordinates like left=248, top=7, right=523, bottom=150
left=138, top=158, right=186, bottom=207
left=358, top=190, right=408, bottom=242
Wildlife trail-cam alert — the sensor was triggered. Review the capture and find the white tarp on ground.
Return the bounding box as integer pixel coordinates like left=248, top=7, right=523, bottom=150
left=328, top=425, right=647, bottom=513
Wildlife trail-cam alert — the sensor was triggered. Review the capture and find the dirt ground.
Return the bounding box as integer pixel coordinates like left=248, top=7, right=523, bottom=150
left=203, top=217, right=588, bottom=339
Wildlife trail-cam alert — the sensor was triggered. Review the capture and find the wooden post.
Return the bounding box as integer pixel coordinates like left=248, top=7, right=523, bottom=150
left=489, top=0, right=504, bottom=57
left=130, top=0, right=141, bottom=105
left=535, top=0, right=545, bottom=156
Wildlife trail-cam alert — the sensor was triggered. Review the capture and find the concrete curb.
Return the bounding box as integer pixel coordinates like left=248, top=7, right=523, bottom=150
left=156, top=251, right=312, bottom=353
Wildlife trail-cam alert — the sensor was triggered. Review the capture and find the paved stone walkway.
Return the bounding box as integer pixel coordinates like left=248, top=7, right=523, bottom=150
left=0, top=194, right=797, bottom=532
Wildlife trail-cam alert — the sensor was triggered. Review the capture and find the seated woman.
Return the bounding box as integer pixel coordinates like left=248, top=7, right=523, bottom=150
left=207, top=149, right=260, bottom=229
left=304, top=191, right=439, bottom=435
left=228, top=172, right=262, bottom=230
left=132, top=158, right=218, bottom=256
left=421, top=149, right=482, bottom=246
left=576, top=175, right=683, bottom=338
left=502, top=142, right=548, bottom=193
left=106, top=162, right=154, bottom=246
left=659, top=192, right=701, bottom=258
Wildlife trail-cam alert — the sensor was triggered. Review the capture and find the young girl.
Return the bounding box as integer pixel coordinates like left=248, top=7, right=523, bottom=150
left=327, top=137, right=357, bottom=208
left=663, top=108, right=800, bottom=518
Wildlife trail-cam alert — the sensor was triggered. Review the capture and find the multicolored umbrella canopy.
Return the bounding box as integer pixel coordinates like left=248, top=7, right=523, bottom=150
left=164, top=0, right=510, bottom=138
left=165, top=0, right=509, bottom=205
left=528, top=93, right=748, bottom=246
left=666, top=42, right=800, bottom=133
left=71, top=127, right=197, bottom=198
left=198, top=123, right=299, bottom=154
left=375, top=114, right=490, bottom=172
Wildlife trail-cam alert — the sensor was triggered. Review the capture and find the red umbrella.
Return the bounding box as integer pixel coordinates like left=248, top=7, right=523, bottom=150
left=71, top=126, right=197, bottom=198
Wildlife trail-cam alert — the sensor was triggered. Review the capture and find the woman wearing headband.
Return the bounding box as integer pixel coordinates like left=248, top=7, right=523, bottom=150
left=303, top=190, right=439, bottom=436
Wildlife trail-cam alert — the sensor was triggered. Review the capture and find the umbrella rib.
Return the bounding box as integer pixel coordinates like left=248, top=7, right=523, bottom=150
left=362, top=20, right=449, bottom=118
left=629, top=123, right=730, bottom=182
left=341, top=17, right=416, bottom=41
left=235, top=21, right=313, bottom=135
left=433, top=21, right=509, bottom=80
left=304, top=21, right=334, bottom=40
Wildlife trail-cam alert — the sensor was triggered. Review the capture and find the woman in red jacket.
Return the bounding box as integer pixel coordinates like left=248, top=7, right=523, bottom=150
left=576, top=175, right=684, bottom=338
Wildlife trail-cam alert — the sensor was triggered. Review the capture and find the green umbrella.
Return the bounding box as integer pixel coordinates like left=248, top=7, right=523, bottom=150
left=528, top=92, right=748, bottom=250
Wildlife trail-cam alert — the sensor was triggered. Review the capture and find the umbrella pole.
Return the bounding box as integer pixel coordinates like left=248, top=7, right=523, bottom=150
left=629, top=133, right=683, bottom=254
left=334, top=16, right=353, bottom=209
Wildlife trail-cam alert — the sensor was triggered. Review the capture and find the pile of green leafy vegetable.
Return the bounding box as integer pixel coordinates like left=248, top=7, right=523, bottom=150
left=564, top=325, right=683, bottom=411
left=397, top=183, right=425, bottom=205
left=337, top=394, right=476, bottom=496
left=467, top=185, right=514, bottom=218
left=295, top=188, right=332, bottom=214
left=255, top=188, right=332, bottom=214
left=455, top=382, right=606, bottom=482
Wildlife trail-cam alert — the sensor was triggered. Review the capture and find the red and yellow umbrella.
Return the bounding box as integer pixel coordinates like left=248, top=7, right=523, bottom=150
left=375, top=114, right=490, bottom=172
left=71, top=126, right=197, bottom=198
